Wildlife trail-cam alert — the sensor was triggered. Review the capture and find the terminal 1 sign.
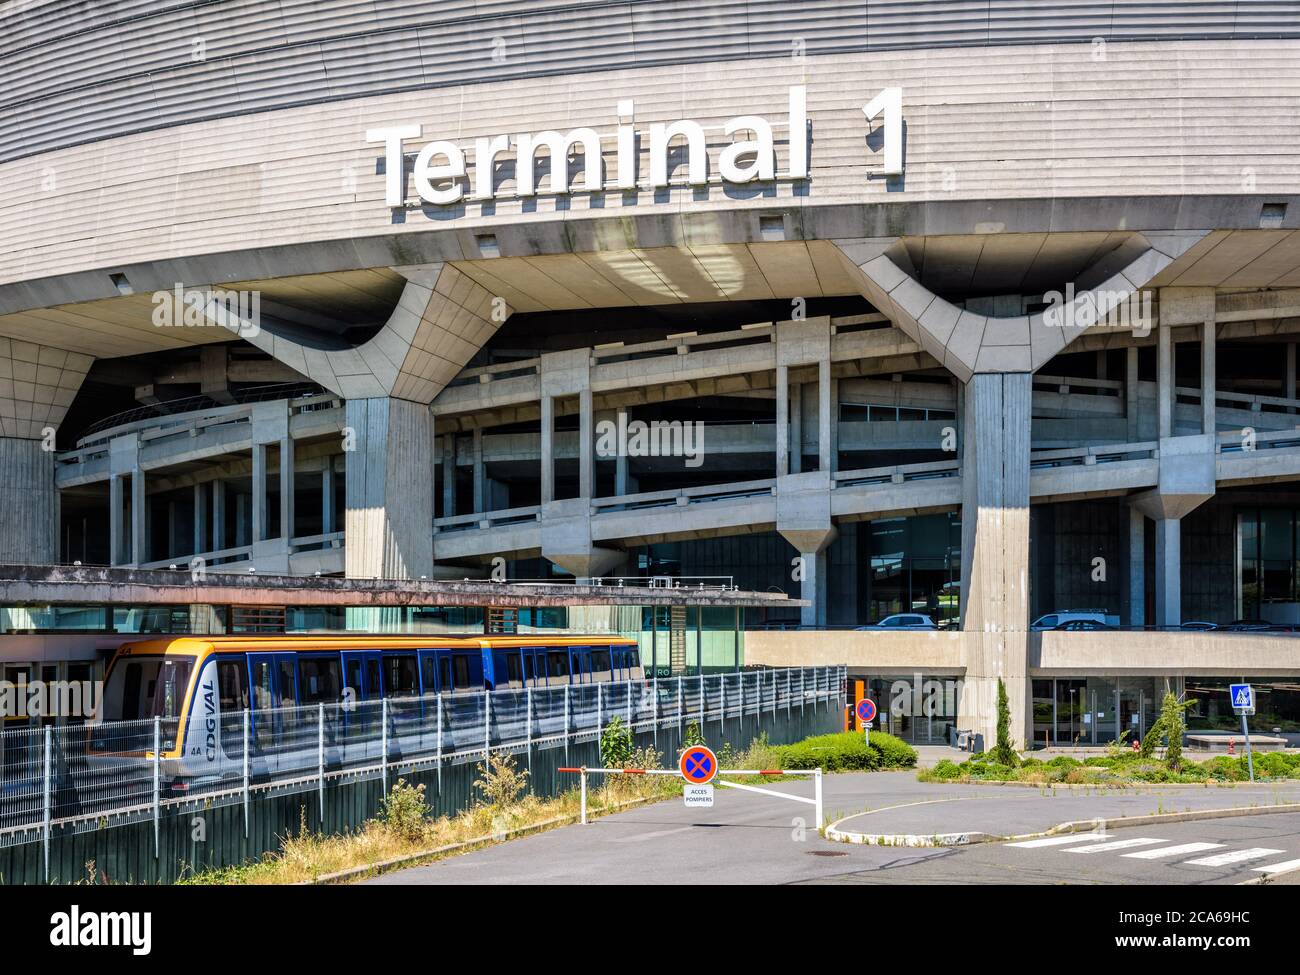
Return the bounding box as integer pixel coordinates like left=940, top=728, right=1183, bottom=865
left=366, top=86, right=903, bottom=207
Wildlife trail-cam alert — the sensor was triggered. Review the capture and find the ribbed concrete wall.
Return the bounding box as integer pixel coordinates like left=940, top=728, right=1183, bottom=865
left=0, top=437, right=56, bottom=565
left=5, top=37, right=1300, bottom=300
left=4, top=1, right=1298, bottom=164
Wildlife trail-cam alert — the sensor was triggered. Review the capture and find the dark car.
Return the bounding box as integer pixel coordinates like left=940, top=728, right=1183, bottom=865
left=1053, top=619, right=1116, bottom=631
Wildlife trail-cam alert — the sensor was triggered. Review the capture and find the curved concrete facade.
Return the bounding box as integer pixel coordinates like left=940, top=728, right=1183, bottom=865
left=8, top=2, right=1300, bottom=747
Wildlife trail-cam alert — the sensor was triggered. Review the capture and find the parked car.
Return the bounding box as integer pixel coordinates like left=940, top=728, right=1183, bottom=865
left=856, top=613, right=938, bottom=630
left=1180, top=620, right=1219, bottom=630
left=1030, top=610, right=1119, bottom=631
left=1053, top=619, right=1116, bottom=631
left=1223, top=619, right=1274, bottom=631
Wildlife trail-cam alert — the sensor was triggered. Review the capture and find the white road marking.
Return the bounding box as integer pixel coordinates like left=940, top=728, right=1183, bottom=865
left=1066, top=838, right=1167, bottom=854
left=1184, top=848, right=1285, bottom=867
left=1006, top=834, right=1111, bottom=848
left=1253, top=858, right=1300, bottom=876
left=1122, top=842, right=1224, bottom=860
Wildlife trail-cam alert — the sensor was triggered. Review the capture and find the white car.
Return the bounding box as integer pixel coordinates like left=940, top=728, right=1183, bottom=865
left=857, top=613, right=938, bottom=630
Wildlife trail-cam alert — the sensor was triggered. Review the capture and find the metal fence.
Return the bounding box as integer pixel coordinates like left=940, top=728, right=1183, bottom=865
left=0, top=666, right=845, bottom=873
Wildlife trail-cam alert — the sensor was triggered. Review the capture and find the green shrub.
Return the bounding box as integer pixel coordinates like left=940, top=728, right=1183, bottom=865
left=681, top=720, right=706, bottom=752
left=1045, top=755, right=1081, bottom=770
left=927, top=759, right=965, bottom=781
left=380, top=779, right=431, bottom=842
left=599, top=715, right=634, bottom=768
left=775, top=731, right=917, bottom=772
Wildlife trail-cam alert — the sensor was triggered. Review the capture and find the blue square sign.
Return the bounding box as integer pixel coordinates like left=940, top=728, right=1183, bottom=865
left=1230, top=683, right=1255, bottom=712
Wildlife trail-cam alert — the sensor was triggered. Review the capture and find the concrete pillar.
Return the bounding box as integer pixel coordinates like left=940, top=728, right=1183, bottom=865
left=1157, top=322, right=1173, bottom=439
left=615, top=447, right=629, bottom=497
left=829, top=376, right=839, bottom=474
left=109, top=474, right=126, bottom=566
left=1126, top=346, right=1140, bottom=442
left=193, top=483, right=207, bottom=555
left=212, top=479, right=226, bottom=550
left=540, top=396, right=554, bottom=504
left=790, top=382, right=802, bottom=474
left=1154, top=517, right=1181, bottom=627
left=130, top=469, right=146, bottom=565
left=578, top=388, right=593, bottom=499
left=251, top=443, right=267, bottom=543
left=775, top=364, right=789, bottom=476
left=958, top=373, right=1032, bottom=750
left=0, top=439, right=57, bottom=565
left=321, top=462, right=335, bottom=534
left=1200, top=320, right=1215, bottom=436
left=818, top=359, right=832, bottom=473
left=472, top=427, right=485, bottom=513
left=441, top=434, right=456, bottom=518
left=799, top=549, right=829, bottom=627
left=166, top=500, right=178, bottom=559
left=279, top=436, right=294, bottom=541
left=1288, top=342, right=1297, bottom=407
left=1127, top=505, right=1145, bottom=628
left=235, top=494, right=248, bottom=547
left=345, top=397, right=434, bottom=580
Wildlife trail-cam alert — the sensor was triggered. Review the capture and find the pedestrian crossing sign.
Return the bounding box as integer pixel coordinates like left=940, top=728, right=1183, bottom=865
left=1230, top=684, right=1255, bottom=714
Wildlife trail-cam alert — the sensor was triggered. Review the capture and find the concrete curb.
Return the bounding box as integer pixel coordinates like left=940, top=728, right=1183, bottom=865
left=304, top=794, right=666, bottom=885
left=918, top=778, right=1289, bottom=791
left=826, top=801, right=1300, bottom=848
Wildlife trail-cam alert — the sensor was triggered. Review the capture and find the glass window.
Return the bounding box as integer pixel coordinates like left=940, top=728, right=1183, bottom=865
left=101, top=656, right=194, bottom=722
left=217, top=659, right=248, bottom=712
left=592, top=649, right=611, bottom=676
left=548, top=651, right=569, bottom=678
left=421, top=655, right=437, bottom=695
left=440, top=656, right=452, bottom=691
left=506, top=652, right=522, bottom=684
left=300, top=657, right=342, bottom=704
left=385, top=655, right=419, bottom=696
left=452, top=654, right=471, bottom=689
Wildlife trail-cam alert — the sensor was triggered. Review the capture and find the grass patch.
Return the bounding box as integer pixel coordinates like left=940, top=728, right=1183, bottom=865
left=918, top=749, right=1300, bottom=786
left=179, top=729, right=908, bottom=885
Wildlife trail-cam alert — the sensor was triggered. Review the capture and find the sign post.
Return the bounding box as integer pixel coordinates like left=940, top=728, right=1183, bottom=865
left=1229, top=683, right=1256, bottom=783
left=679, top=744, right=718, bottom=808
left=856, top=698, right=877, bottom=746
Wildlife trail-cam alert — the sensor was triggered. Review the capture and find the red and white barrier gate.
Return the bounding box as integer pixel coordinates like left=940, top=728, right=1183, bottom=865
left=558, top=766, right=823, bottom=829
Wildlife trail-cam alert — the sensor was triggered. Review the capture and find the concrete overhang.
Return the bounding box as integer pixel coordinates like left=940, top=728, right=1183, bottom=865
left=0, top=564, right=807, bottom=609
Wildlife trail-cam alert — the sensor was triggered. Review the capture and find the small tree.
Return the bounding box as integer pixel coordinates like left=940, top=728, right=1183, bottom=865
left=992, top=678, right=1018, bottom=766
left=599, top=715, right=634, bottom=768
left=473, top=751, right=529, bottom=810
left=1139, top=691, right=1192, bottom=769
left=681, top=720, right=706, bottom=752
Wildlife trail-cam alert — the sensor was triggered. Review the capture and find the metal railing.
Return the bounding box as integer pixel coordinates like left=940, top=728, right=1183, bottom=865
left=0, top=665, right=845, bottom=876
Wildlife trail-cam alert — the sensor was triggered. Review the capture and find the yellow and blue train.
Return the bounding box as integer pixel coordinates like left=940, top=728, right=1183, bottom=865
left=90, top=634, right=642, bottom=792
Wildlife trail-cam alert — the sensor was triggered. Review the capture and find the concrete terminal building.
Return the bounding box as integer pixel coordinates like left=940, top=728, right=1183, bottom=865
left=4, top=1, right=1300, bottom=746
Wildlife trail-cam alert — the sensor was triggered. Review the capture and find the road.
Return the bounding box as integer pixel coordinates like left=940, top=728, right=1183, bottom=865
left=364, top=772, right=1300, bottom=886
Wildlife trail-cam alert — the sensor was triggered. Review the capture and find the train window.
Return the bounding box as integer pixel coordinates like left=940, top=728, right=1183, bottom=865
left=365, top=659, right=382, bottom=699
left=506, top=653, right=522, bottom=684
left=386, top=655, right=419, bottom=697
left=524, top=654, right=535, bottom=681
left=345, top=659, right=363, bottom=701
left=250, top=661, right=275, bottom=711
left=277, top=659, right=299, bottom=732
left=103, top=656, right=194, bottom=723
left=217, top=660, right=248, bottom=711
left=300, top=657, right=342, bottom=704
left=452, top=654, right=471, bottom=689
left=421, top=656, right=437, bottom=695
left=440, top=656, right=452, bottom=691
left=592, top=649, right=611, bottom=676
left=548, top=651, right=569, bottom=678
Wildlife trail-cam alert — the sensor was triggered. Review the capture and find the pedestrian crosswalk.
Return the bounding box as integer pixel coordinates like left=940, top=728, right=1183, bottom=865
left=1006, top=833, right=1299, bottom=875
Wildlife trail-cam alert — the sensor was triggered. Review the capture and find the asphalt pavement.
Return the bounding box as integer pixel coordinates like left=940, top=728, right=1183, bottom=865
left=364, top=771, right=1300, bottom=885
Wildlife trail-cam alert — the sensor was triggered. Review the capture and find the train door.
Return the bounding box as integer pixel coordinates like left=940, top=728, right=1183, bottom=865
left=247, top=653, right=293, bottom=750
left=340, top=650, right=383, bottom=734
left=569, top=647, right=590, bottom=684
